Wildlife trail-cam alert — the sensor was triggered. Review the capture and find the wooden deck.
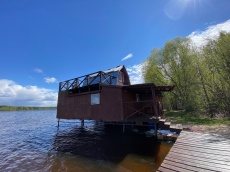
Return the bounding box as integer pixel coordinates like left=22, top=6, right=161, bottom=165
left=157, top=131, right=230, bottom=172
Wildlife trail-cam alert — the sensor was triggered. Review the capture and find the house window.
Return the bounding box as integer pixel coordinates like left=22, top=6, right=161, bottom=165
left=91, top=93, right=100, bottom=105
left=118, top=72, right=124, bottom=82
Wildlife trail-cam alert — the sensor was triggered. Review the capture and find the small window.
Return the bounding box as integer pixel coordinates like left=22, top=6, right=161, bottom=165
left=118, top=72, right=124, bottom=82
left=91, top=93, right=100, bottom=105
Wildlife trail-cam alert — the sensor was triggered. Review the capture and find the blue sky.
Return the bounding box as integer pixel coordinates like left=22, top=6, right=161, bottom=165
left=1, top=0, right=230, bottom=106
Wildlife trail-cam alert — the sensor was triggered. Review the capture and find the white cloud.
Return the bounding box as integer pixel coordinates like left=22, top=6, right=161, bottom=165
left=121, top=53, right=133, bottom=61
left=33, top=68, right=43, bottom=73
left=0, top=79, right=57, bottom=107
left=126, top=63, right=144, bottom=84
left=44, top=77, right=57, bottom=83
left=188, top=19, right=230, bottom=47
left=126, top=20, right=230, bottom=85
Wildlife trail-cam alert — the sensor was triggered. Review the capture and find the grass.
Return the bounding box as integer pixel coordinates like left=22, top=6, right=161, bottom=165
left=164, top=110, right=230, bottom=126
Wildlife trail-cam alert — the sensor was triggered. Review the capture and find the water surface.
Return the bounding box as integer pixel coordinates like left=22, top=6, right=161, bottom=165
left=0, top=110, right=172, bottom=172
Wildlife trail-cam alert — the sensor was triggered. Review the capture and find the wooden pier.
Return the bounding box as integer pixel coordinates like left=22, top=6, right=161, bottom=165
left=157, top=131, right=230, bottom=172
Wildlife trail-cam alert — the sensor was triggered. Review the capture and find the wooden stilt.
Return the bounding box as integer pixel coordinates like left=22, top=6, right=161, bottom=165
left=154, top=122, right=158, bottom=139
left=123, top=122, right=125, bottom=134
left=58, top=119, right=60, bottom=128
left=81, top=120, right=84, bottom=127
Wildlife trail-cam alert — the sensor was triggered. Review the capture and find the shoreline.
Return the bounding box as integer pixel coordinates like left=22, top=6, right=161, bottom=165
left=182, top=124, right=230, bottom=139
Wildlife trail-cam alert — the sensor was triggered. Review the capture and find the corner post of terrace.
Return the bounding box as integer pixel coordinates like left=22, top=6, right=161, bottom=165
left=151, top=86, right=158, bottom=117
left=86, top=75, right=90, bottom=91
left=66, top=80, right=69, bottom=91
left=99, top=71, right=102, bottom=83
left=59, top=82, right=62, bottom=91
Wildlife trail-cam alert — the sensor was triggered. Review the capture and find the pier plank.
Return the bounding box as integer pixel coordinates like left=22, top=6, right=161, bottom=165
left=167, top=152, right=230, bottom=167
left=175, top=142, right=230, bottom=150
left=170, top=145, right=230, bottom=156
left=158, top=131, right=230, bottom=172
left=165, top=156, right=230, bottom=171
left=158, top=167, right=177, bottom=172
left=161, top=162, right=194, bottom=172
left=163, top=160, right=207, bottom=172
left=169, top=149, right=230, bottom=162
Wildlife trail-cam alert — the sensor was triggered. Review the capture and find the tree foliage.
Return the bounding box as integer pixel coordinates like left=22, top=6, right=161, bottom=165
left=143, top=32, right=230, bottom=117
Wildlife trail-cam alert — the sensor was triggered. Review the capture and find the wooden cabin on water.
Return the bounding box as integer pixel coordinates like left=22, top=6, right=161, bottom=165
left=57, top=65, right=174, bottom=127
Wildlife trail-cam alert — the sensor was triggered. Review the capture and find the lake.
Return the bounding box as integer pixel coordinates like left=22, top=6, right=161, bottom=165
left=0, top=110, right=172, bottom=172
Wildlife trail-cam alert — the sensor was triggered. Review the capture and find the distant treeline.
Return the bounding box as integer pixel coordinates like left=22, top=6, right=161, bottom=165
left=0, top=106, right=57, bottom=111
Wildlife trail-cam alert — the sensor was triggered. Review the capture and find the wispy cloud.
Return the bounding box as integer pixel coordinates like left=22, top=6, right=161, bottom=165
left=33, top=68, right=43, bottom=74
left=188, top=19, right=230, bottom=47
left=126, top=63, right=144, bottom=84
left=121, top=53, right=133, bottom=61
left=44, top=77, right=57, bottom=83
left=0, top=79, right=57, bottom=106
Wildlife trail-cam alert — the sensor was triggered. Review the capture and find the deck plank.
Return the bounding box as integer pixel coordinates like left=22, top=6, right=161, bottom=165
left=170, top=145, right=230, bottom=156
left=163, top=159, right=207, bottom=172
left=165, top=156, right=230, bottom=171
left=158, top=167, right=176, bottom=172
left=158, top=131, right=230, bottom=172
left=169, top=149, right=230, bottom=162
left=161, top=162, right=194, bottom=172
left=167, top=152, right=230, bottom=167
left=175, top=142, right=230, bottom=150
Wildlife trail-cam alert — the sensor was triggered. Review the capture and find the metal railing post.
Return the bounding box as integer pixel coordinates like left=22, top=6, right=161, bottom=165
left=100, top=71, right=102, bottom=84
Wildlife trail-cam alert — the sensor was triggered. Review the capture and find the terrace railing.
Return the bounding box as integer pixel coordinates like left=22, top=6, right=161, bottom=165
left=123, top=100, right=162, bottom=120
left=59, top=71, right=115, bottom=91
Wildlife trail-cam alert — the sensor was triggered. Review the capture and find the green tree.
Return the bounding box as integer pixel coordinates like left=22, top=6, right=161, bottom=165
left=143, top=33, right=230, bottom=117
left=143, top=37, right=201, bottom=111
left=202, top=32, right=230, bottom=116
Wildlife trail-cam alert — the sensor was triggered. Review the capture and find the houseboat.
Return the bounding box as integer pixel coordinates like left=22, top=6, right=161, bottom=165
left=57, top=65, right=174, bottom=129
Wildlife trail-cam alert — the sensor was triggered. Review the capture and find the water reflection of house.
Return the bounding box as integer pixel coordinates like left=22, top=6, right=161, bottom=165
left=57, top=65, right=174, bottom=130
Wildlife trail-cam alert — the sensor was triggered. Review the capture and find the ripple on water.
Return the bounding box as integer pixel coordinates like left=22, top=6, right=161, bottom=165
left=0, top=110, right=172, bottom=172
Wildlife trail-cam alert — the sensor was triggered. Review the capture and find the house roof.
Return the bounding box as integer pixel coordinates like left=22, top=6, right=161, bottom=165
left=123, top=83, right=175, bottom=93
left=89, top=65, right=124, bottom=77
left=103, top=65, right=123, bottom=73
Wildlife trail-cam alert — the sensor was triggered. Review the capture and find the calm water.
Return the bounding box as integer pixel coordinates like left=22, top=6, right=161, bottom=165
left=0, top=110, right=172, bottom=172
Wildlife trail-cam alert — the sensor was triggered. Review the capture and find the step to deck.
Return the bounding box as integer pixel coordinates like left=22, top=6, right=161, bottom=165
left=159, top=119, right=167, bottom=129
left=157, top=118, right=183, bottom=141
left=160, top=121, right=171, bottom=130
left=159, top=119, right=166, bottom=122
left=170, top=124, right=183, bottom=133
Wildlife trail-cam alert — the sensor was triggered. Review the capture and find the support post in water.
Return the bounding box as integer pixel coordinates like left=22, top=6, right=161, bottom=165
left=154, top=122, right=158, bottom=139
left=58, top=119, right=60, bottom=128
left=81, top=120, right=84, bottom=127
left=123, top=122, right=125, bottom=134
